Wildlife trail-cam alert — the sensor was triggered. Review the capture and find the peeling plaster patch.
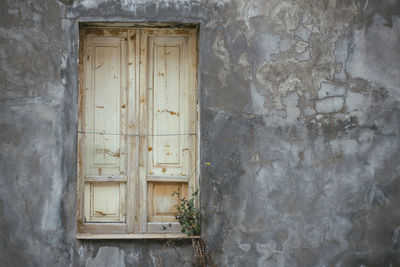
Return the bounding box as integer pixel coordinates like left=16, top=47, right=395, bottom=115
left=334, top=38, right=349, bottom=81
left=255, top=241, right=284, bottom=266
left=249, top=153, right=260, bottom=163
left=345, top=91, right=367, bottom=110
left=41, top=174, right=62, bottom=231
left=304, top=23, right=319, bottom=33
left=295, top=41, right=308, bottom=53
left=8, top=8, right=19, bottom=15
left=340, top=139, right=359, bottom=156
left=256, top=61, right=302, bottom=110
left=303, top=105, right=316, bottom=117
left=255, top=241, right=275, bottom=260
left=296, top=24, right=312, bottom=41
left=61, top=18, right=73, bottom=37
left=212, top=32, right=230, bottom=85
left=214, top=0, right=231, bottom=6
left=282, top=92, right=300, bottom=123
left=329, top=138, right=343, bottom=156
left=347, top=15, right=400, bottom=99
left=357, top=129, right=375, bottom=154
left=237, top=53, right=252, bottom=81
left=125, top=251, right=140, bottom=265
left=334, top=67, right=346, bottom=82
left=149, top=250, right=157, bottom=266
left=316, top=97, right=344, bottom=113
left=318, top=82, right=346, bottom=98
left=345, top=91, right=369, bottom=124
left=120, top=0, right=199, bottom=10
left=393, top=226, right=400, bottom=247
left=241, top=0, right=263, bottom=30
left=279, top=37, right=295, bottom=53
left=368, top=183, right=389, bottom=206
left=296, top=50, right=310, bottom=61
left=86, top=247, right=125, bottom=267
left=249, top=82, right=267, bottom=115
left=254, top=166, right=275, bottom=193
left=282, top=4, right=301, bottom=33
left=367, top=136, right=395, bottom=171
left=319, top=216, right=352, bottom=252
left=257, top=33, right=280, bottom=61
left=256, top=33, right=296, bottom=62
left=44, top=82, right=66, bottom=104
left=274, top=74, right=302, bottom=110
left=238, top=243, right=251, bottom=252
left=74, top=0, right=101, bottom=9
left=255, top=1, right=301, bottom=34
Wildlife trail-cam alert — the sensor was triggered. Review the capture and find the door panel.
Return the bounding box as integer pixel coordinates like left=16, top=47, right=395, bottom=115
left=80, top=34, right=128, bottom=225
left=142, top=30, right=197, bottom=232
left=85, top=182, right=126, bottom=222
left=147, top=37, right=189, bottom=177
left=147, top=182, right=187, bottom=222
left=83, top=36, right=128, bottom=177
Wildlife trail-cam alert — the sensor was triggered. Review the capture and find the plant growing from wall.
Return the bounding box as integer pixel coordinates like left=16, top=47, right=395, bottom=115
left=172, top=189, right=200, bottom=236
left=172, top=189, right=214, bottom=266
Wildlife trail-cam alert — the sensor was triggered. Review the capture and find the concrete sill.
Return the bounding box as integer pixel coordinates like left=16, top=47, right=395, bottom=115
left=76, top=233, right=200, bottom=239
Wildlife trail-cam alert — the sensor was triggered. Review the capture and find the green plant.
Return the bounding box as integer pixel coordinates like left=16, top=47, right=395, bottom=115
left=172, top=189, right=200, bottom=236
left=169, top=189, right=214, bottom=267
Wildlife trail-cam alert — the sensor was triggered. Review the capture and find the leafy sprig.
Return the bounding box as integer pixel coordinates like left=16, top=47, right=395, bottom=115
left=172, top=189, right=200, bottom=236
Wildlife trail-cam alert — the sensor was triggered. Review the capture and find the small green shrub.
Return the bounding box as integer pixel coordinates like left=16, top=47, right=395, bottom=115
left=172, top=189, right=200, bottom=236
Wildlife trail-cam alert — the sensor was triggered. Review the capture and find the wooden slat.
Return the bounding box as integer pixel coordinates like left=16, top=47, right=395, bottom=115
left=84, top=176, right=127, bottom=182
left=188, top=29, right=199, bottom=208
left=78, top=223, right=127, bottom=234
left=139, top=29, right=149, bottom=232
left=126, top=29, right=136, bottom=234
left=119, top=182, right=126, bottom=222
left=83, top=28, right=129, bottom=37
left=147, top=222, right=182, bottom=233
left=77, top=28, right=86, bottom=230
left=133, top=29, right=141, bottom=233
left=147, top=28, right=192, bottom=36
left=147, top=175, right=189, bottom=182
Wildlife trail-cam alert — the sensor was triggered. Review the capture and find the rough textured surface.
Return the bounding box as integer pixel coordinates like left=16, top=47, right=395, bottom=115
left=1, top=0, right=400, bottom=266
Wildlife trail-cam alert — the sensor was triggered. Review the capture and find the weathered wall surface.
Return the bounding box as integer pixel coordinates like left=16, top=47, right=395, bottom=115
left=1, top=0, right=400, bottom=266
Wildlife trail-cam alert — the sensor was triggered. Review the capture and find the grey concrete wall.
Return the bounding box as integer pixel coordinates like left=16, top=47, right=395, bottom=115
left=1, top=0, right=400, bottom=266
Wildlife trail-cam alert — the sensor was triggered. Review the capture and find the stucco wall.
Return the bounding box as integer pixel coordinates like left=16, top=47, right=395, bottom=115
left=1, top=0, right=400, bottom=266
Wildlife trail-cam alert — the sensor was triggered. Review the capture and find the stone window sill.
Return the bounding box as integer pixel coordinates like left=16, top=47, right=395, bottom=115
left=76, top=233, right=200, bottom=239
